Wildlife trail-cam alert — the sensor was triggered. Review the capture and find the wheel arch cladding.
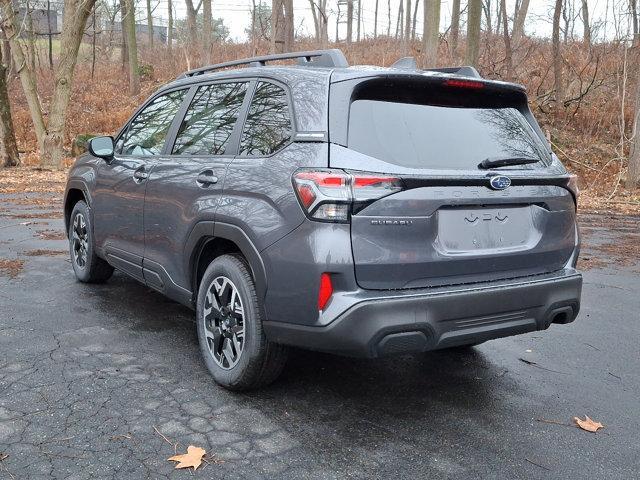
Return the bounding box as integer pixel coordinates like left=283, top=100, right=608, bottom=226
left=189, top=222, right=268, bottom=304
left=64, top=187, right=88, bottom=235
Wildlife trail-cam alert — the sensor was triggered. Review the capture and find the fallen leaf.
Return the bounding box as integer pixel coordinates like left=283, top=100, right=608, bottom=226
left=573, top=415, right=604, bottom=432
left=0, top=453, right=7, bottom=461
left=168, top=445, right=206, bottom=471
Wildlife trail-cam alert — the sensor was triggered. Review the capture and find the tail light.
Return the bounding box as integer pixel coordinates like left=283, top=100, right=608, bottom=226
left=292, top=169, right=403, bottom=222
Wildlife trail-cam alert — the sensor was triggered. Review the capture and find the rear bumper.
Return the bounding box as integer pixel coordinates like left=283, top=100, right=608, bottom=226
left=264, top=270, right=582, bottom=358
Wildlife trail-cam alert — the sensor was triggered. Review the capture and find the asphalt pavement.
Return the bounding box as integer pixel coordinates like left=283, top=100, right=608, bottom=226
left=0, top=191, right=639, bottom=479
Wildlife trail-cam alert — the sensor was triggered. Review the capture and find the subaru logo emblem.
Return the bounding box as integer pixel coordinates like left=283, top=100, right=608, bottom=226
left=489, top=175, right=511, bottom=190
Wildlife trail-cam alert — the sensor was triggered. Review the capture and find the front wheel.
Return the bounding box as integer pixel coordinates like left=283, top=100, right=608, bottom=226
left=68, top=201, right=114, bottom=283
left=196, top=254, right=287, bottom=391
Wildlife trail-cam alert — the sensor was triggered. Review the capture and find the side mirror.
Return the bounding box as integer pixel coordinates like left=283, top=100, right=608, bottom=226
left=88, top=136, right=114, bottom=159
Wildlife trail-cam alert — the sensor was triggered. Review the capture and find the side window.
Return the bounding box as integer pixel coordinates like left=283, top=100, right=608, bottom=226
left=172, top=82, right=248, bottom=155
left=239, top=82, right=292, bottom=156
left=119, top=89, right=186, bottom=156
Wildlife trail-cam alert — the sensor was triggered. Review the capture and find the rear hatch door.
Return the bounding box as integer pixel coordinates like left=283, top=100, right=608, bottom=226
left=329, top=74, right=577, bottom=290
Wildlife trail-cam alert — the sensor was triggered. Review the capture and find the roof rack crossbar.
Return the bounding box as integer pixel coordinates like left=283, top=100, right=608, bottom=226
left=179, top=49, right=349, bottom=78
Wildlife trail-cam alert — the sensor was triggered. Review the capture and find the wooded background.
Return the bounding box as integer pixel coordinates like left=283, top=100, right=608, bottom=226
left=0, top=0, right=639, bottom=208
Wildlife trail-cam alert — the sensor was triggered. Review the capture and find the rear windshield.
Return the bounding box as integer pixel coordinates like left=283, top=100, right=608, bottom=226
left=347, top=100, right=548, bottom=170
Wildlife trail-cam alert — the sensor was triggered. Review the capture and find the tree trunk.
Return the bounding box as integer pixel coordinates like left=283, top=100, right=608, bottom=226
left=632, top=1, right=639, bottom=46
left=483, top=0, right=492, bottom=34
left=0, top=0, right=47, bottom=150
left=552, top=0, right=563, bottom=110
left=202, top=0, right=212, bottom=64
left=167, top=0, right=173, bottom=53
left=580, top=0, right=590, bottom=46
left=185, top=0, right=200, bottom=47
left=629, top=78, right=640, bottom=189
left=283, top=0, right=293, bottom=51
left=357, top=0, right=361, bottom=41
left=500, top=0, right=512, bottom=79
left=395, top=0, right=403, bottom=40
left=512, top=0, right=530, bottom=44
left=404, top=0, right=411, bottom=51
left=120, top=0, right=128, bottom=71
left=347, top=0, right=353, bottom=44
left=411, top=0, right=419, bottom=40
left=387, top=0, right=391, bottom=37
left=124, top=0, right=139, bottom=95
left=465, top=0, right=481, bottom=66
left=0, top=42, right=19, bottom=167
left=374, top=0, right=379, bottom=38
left=423, top=0, right=440, bottom=67
left=146, top=0, right=153, bottom=47
left=450, top=0, right=460, bottom=53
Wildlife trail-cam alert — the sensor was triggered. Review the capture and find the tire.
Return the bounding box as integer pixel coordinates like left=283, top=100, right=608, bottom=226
left=68, top=200, right=114, bottom=283
left=196, top=254, right=288, bottom=391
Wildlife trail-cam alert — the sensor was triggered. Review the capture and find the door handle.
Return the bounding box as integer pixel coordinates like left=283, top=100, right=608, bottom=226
left=196, top=170, right=218, bottom=186
left=133, top=168, right=149, bottom=182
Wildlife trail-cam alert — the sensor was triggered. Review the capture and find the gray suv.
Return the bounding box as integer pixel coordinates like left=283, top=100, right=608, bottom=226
left=64, top=50, right=582, bottom=390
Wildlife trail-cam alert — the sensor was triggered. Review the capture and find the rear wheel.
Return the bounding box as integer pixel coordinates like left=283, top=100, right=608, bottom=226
left=68, top=201, right=114, bottom=283
left=196, top=254, right=287, bottom=391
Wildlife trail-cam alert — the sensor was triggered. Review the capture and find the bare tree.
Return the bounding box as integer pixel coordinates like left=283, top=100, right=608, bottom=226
left=185, top=0, right=201, bottom=47
left=512, top=0, right=530, bottom=44
left=450, top=0, right=460, bottom=53
left=309, top=0, right=328, bottom=47
left=271, top=0, right=293, bottom=53
left=124, top=0, right=139, bottom=95
left=483, top=0, right=492, bottom=34
left=411, top=0, right=419, bottom=39
left=374, top=0, right=379, bottom=38
left=580, top=0, right=590, bottom=45
left=423, top=0, right=440, bottom=67
left=0, top=0, right=98, bottom=169
left=146, top=0, right=153, bottom=47
left=404, top=0, right=411, bottom=47
left=0, top=37, right=18, bottom=167
left=552, top=0, right=563, bottom=109
left=500, top=0, right=512, bottom=79
left=203, top=0, right=212, bottom=64
left=357, top=0, right=362, bottom=41
left=120, top=0, right=128, bottom=70
left=387, top=0, right=391, bottom=37
left=465, top=0, right=482, bottom=66
left=630, top=0, right=639, bottom=45
left=630, top=78, right=640, bottom=189
left=347, top=0, right=353, bottom=44
left=167, top=0, right=173, bottom=54
left=395, top=0, right=404, bottom=40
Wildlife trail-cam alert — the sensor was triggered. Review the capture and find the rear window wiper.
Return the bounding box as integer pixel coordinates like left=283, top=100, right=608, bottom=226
left=478, top=157, right=540, bottom=169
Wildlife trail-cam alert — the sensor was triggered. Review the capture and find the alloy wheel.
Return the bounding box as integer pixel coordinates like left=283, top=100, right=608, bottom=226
left=71, top=212, right=89, bottom=269
left=202, top=276, right=245, bottom=369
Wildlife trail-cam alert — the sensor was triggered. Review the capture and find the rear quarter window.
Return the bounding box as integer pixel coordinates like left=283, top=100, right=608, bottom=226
left=239, top=82, right=292, bottom=156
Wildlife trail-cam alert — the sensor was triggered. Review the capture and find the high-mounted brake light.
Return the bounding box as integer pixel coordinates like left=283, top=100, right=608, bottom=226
left=292, top=169, right=403, bottom=222
left=318, top=273, right=333, bottom=311
left=443, top=78, right=485, bottom=90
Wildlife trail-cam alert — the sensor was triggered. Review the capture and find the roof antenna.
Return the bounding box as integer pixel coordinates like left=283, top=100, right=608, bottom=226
left=391, top=57, right=417, bottom=70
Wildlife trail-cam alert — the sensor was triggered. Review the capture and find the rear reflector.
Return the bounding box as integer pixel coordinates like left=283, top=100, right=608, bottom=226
left=318, top=273, right=333, bottom=311
left=443, top=78, right=485, bottom=89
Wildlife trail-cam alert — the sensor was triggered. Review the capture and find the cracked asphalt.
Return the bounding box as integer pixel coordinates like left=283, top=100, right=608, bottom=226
left=0, top=191, right=639, bottom=479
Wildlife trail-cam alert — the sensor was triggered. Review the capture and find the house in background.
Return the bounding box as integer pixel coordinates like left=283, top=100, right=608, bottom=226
left=12, top=0, right=60, bottom=37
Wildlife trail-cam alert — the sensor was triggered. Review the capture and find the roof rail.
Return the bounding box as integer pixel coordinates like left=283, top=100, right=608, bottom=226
left=426, top=66, right=481, bottom=78
left=179, top=49, right=349, bottom=78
